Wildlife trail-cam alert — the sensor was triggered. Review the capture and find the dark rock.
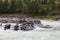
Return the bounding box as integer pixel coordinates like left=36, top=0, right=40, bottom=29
left=18, top=18, right=27, bottom=23
left=0, top=20, right=7, bottom=23
left=33, top=20, right=41, bottom=24
left=14, top=24, right=19, bottom=31
left=4, top=24, right=11, bottom=30
left=20, top=22, right=34, bottom=31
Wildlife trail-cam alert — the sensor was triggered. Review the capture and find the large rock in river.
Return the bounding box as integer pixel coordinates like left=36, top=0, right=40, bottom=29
left=4, top=24, right=11, bottom=30
left=20, top=22, right=35, bottom=31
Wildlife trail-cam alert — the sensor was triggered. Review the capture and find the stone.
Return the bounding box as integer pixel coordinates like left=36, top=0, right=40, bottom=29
left=20, top=22, right=34, bottom=31
left=14, top=24, right=19, bottom=31
left=4, top=24, right=11, bottom=30
left=33, top=20, right=41, bottom=24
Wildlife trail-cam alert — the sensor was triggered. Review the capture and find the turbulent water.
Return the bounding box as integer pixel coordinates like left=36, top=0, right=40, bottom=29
left=32, top=19, right=60, bottom=31
left=0, top=19, right=60, bottom=31
left=41, top=20, right=60, bottom=27
left=0, top=19, right=60, bottom=40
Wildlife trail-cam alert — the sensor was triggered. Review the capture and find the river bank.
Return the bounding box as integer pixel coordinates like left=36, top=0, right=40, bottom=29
left=0, top=13, right=58, bottom=19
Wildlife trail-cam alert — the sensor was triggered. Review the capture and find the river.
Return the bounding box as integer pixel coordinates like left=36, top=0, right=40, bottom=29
left=0, top=19, right=60, bottom=40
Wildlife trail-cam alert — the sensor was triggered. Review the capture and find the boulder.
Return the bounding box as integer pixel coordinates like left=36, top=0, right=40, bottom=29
left=14, top=24, right=19, bottom=31
left=4, top=24, right=11, bottom=30
left=33, top=20, right=41, bottom=24
left=18, top=18, right=27, bottom=23
left=20, top=22, right=34, bottom=31
left=0, top=20, right=7, bottom=23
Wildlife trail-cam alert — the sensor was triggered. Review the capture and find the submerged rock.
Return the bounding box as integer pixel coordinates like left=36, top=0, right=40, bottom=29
left=53, top=27, right=60, bottom=31
left=38, top=24, right=53, bottom=29
left=33, top=20, right=41, bottom=24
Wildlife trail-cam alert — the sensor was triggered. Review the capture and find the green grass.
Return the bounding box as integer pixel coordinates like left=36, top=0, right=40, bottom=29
left=0, top=13, right=28, bottom=17
left=32, top=15, right=57, bottom=19
left=0, top=13, right=57, bottom=19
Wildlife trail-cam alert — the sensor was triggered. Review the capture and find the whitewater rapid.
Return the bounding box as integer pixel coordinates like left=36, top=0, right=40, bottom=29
left=41, top=20, right=60, bottom=27
left=0, top=19, right=60, bottom=40
left=33, top=19, right=60, bottom=31
left=0, top=19, right=60, bottom=31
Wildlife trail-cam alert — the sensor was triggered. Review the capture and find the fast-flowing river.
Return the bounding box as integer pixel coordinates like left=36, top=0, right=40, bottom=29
left=33, top=19, right=60, bottom=31
left=0, top=19, right=60, bottom=40
left=0, top=19, right=60, bottom=30
left=41, top=19, right=60, bottom=27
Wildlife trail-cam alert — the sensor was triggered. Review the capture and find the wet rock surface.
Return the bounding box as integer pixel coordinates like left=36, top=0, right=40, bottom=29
left=20, top=22, right=35, bottom=31
left=13, top=24, right=19, bottom=31
left=0, top=17, right=59, bottom=31
left=4, top=24, right=11, bottom=30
